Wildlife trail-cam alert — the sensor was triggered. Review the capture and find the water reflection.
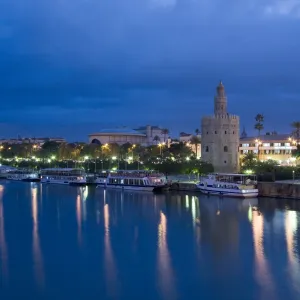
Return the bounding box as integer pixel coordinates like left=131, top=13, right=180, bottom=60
left=0, top=185, right=8, bottom=284
left=31, top=185, right=45, bottom=289
left=103, top=202, right=119, bottom=298
left=285, top=211, right=300, bottom=293
left=252, top=210, right=275, bottom=298
left=76, top=194, right=82, bottom=245
left=157, top=211, right=176, bottom=300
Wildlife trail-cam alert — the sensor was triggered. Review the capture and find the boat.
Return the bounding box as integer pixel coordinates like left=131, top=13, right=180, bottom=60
left=6, top=169, right=40, bottom=182
left=0, top=165, right=18, bottom=179
left=196, top=173, right=258, bottom=198
left=95, top=170, right=169, bottom=192
left=40, top=168, right=87, bottom=185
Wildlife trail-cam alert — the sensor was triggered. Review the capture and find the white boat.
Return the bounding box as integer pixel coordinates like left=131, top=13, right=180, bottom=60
left=6, top=169, right=40, bottom=182
left=40, top=168, right=87, bottom=185
left=95, top=170, right=169, bottom=192
left=196, top=173, right=258, bottom=198
left=0, top=165, right=17, bottom=179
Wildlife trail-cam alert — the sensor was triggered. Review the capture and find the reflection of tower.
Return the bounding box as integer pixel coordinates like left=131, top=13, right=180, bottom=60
left=104, top=203, right=119, bottom=298
left=252, top=211, right=274, bottom=296
left=0, top=185, right=8, bottom=284
left=31, top=186, right=44, bottom=289
left=157, top=211, right=176, bottom=300
left=285, top=211, right=300, bottom=292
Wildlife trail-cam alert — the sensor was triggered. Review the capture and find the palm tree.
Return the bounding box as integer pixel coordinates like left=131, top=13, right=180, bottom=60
left=291, top=121, right=300, bottom=143
left=190, top=135, right=201, bottom=158
left=254, top=114, right=264, bottom=136
left=153, top=135, right=160, bottom=145
left=161, top=128, right=169, bottom=142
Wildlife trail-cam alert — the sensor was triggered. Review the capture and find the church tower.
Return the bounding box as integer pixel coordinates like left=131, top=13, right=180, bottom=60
left=201, top=81, right=240, bottom=173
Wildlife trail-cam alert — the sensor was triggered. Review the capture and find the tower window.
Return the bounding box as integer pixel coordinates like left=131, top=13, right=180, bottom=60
left=225, top=131, right=227, bottom=134
left=224, top=146, right=228, bottom=152
left=224, top=160, right=227, bottom=164
left=205, top=146, right=209, bottom=152
left=215, top=131, right=217, bottom=134
left=206, top=131, right=209, bottom=134
left=233, top=131, right=235, bottom=134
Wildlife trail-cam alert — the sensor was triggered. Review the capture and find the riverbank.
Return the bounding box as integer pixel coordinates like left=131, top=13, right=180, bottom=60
left=258, top=181, right=300, bottom=200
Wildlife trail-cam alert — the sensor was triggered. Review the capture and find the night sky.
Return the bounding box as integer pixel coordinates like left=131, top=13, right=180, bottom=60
left=1, top=0, right=300, bottom=141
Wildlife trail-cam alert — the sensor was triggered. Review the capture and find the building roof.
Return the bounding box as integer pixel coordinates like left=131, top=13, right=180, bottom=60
left=240, top=133, right=291, bottom=142
left=179, top=132, right=192, bottom=137
left=89, top=127, right=146, bottom=136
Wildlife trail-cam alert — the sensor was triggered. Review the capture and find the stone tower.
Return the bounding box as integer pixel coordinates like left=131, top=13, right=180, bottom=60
left=201, top=81, right=240, bottom=173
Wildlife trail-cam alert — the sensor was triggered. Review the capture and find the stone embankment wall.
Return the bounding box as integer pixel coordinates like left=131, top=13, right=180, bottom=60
left=258, top=182, right=300, bottom=199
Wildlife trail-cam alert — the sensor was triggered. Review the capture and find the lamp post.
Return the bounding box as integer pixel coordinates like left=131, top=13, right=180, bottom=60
left=255, top=139, right=262, bottom=161
left=293, top=170, right=295, bottom=182
left=101, top=143, right=109, bottom=172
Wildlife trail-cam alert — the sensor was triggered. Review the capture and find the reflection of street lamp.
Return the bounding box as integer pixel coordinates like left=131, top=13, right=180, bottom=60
left=293, top=170, right=295, bottom=182
left=255, top=139, right=262, bottom=160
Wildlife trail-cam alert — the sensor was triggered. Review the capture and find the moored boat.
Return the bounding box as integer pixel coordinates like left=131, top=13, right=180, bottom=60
left=6, top=169, right=40, bottom=182
left=95, top=170, right=169, bottom=192
left=40, top=168, right=87, bottom=185
left=196, top=173, right=258, bottom=198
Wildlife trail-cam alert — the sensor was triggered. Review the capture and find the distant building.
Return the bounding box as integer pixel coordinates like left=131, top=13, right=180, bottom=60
left=201, top=81, right=240, bottom=172
left=89, top=125, right=168, bottom=146
left=134, top=125, right=168, bottom=145
left=0, top=137, right=66, bottom=146
left=239, top=133, right=297, bottom=165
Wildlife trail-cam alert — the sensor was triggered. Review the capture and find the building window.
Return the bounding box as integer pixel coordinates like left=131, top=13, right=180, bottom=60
left=215, top=131, right=217, bottom=134
left=233, top=131, right=235, bottom=134
left=205, top=146, right=209, bottom=152
left=225, top=131, right=227, bottom=134
left=206, top=131, right=209, bottom=134
left=224, top=160, right=227, bottom=164
left=224, top=146, right=228, bottom=152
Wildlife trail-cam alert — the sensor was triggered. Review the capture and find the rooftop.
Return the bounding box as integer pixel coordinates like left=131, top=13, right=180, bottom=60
left=89, top=127, right=146, bottom=136
left=240, top=133, right=292, bottom=142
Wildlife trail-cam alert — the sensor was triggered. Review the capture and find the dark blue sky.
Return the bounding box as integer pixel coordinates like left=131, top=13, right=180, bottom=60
left=1, top=0, right=300, bottom=141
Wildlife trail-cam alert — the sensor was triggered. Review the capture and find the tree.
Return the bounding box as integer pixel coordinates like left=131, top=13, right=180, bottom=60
left=161, top=129, right=169, bottom=142
left=241, top=152, right=258, bottom=170
left=195, top=128, right=200, bottom=136
left=40, top=141, right=60, bottom=159
left=291, top=121, right=300, bottom=143
left=254, top=114, right=264, bottom=136
left=153, top=135, right=160, bottom=144
left=190, top=136, right=201, bottom=158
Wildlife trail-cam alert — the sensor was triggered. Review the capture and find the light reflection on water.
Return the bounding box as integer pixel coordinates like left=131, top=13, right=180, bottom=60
left=0, top=182, right=300, bottom=300
left=0, top=185, right=8, bottom=285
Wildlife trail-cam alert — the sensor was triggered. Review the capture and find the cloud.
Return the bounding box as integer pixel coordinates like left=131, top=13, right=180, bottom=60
left=264, top=0, right=300, bottom=16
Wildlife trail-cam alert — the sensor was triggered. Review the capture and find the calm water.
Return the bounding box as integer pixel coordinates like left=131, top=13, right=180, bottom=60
left=0, top=182, right=300, bottom=300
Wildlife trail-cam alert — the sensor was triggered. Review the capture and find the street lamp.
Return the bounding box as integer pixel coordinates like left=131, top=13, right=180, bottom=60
left=293, top=170, right=295, bottom=182
left=255, top=139, right=262, bottom=160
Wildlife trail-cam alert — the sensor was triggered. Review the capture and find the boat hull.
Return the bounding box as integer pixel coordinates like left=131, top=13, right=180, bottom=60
left=96, top=183, right=168, bottom=192
left=198, top=187, right=258, bottom=198
left=41, top=179, right=86, bottom=186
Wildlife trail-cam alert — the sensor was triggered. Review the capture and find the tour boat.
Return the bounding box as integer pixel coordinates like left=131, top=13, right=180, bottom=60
left=95, top=170, right=169, bottom=192
left=40, top=168, right=87, bottom=185
left=6, top=169, right=40, bottom=182
left=0, top=165, right=17, bottom=179
left=196, top=173, right=258, bottom=198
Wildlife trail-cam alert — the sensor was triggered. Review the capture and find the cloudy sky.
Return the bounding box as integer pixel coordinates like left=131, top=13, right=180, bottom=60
left=0, top=0, right=300, bottom=141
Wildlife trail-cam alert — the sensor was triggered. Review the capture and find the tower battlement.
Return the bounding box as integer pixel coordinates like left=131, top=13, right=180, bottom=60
left=203, top=114, right=239, bottom=121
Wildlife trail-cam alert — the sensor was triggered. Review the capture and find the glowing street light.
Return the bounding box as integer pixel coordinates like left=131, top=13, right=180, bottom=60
left=51, top=155, right=56, bottom=160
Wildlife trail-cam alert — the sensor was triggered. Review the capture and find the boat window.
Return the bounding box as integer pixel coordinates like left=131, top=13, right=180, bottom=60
left=124, top=179, right=128, bottom=185
left=224, top=146, right=228, bottom=152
